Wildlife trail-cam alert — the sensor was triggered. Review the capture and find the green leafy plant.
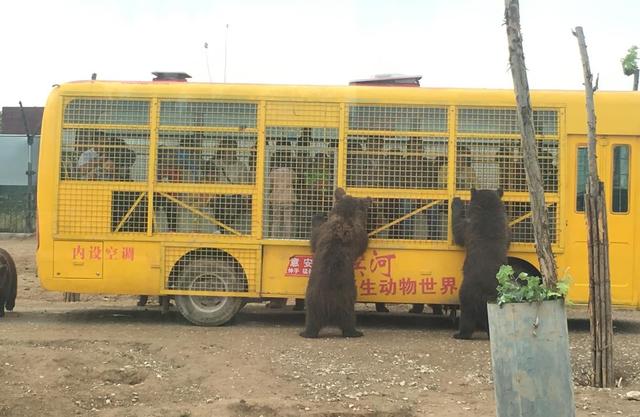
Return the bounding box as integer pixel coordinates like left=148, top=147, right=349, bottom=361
left=496, top=265, right=570, bottom=306
left=621, top=45, right=638, bottom=76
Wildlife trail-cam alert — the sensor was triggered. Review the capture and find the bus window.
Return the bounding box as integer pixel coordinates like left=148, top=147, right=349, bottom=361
left=576, top=147, right=588, bottom=212
left=612, top=145, right=630, bottom=213
left=456, top=108, right=558, bottom=136
left=264, top=127, right=338, bottom=240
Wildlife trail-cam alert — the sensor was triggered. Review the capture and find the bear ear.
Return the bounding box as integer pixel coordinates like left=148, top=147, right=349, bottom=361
left=497, top=187, right=504, bottom=198
left=334, top=187, right=346, bottom=201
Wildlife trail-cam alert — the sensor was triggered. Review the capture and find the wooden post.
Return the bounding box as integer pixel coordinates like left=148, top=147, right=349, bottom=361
left=573, top=26, right=614, bottom=388
left=504, top=0, right=558, bottom=287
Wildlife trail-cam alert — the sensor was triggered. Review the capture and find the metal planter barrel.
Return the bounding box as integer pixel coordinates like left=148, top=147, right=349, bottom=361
left=487, top=298, right=575, bottom=417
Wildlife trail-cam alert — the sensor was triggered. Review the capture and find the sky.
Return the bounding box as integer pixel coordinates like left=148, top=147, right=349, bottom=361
left=1, top=0, right=638, bottom=107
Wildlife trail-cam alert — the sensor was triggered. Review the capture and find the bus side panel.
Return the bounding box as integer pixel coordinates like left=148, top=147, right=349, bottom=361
left=53, top=240, right=103, bottom=279
left=261, top=245, right=464, bottom=305
left=36, top=91, right=63, bottom=290
left=45, top=241, right=161, bottom=295
left=261, top=244, right=310, bottom=298
left=102, top=241, right=161, bottom=295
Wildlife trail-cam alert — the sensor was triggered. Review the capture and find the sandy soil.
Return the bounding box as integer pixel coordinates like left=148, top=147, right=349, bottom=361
left=1, top=236, right=639, bottom=417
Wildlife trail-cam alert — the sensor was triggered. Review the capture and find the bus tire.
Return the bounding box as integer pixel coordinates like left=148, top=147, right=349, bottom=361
left=507, top=257, right=541, bottom=278
left=174, top=258, right=245, bottom=326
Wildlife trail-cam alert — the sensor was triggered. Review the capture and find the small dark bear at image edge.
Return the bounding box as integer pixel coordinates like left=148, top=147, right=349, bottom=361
left=0, top=248, right=18, bottom=317
left=300, top=188, right=371, bottom=338
left=451, top=188, right=509, bottom=339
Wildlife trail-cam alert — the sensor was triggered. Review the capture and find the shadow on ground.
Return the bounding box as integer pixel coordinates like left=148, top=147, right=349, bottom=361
left=7, top=303, right=640, bottom=334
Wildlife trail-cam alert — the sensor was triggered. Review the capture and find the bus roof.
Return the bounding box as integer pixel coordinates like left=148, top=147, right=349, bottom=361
left=48, top=80, right=640, bottom=136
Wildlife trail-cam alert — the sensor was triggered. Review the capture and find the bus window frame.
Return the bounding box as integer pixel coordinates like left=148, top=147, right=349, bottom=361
left=575, top=144, right=588, bottom=213
left=611, top=144, right=631, bottom=215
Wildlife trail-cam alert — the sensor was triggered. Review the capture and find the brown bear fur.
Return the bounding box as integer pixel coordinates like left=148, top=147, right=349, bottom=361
left=300, top=188, right=371, bottom=338
left=0, top=248, right=18, bottom=317
left=310, top=213, right=328, bottom=253
left=451, top=188, right=509, bottom=339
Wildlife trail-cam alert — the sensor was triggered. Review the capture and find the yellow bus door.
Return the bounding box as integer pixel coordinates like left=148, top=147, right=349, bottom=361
left=601, top=140, right=635, bottom=305
left=566, top=138, right=635, bottom=306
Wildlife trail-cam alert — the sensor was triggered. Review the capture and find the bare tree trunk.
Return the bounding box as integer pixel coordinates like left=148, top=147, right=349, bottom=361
left=634, top=69, right=639, bottom=91
left=573, top=26, right=614, bottom=388
left=504, top=0, right=558, bottom=287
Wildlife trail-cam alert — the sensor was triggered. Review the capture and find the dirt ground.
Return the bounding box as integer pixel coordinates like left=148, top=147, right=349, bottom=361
left=1, top=236, right=639, bottom=417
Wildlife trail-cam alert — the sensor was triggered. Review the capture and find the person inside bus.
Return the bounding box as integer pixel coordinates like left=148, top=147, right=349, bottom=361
left=155, top=146, right=180, bottom=232
left=292, top=128, right=314, bottom=239
left=102, top=145, right=136, bottom=181
left=72, top=129, right=106, bottom=179
left=404, top=138, right=428, bottom=189
left=210, top=138, right=252, bottom=234
left=404, top=139, right=445, bottom=240
left=498, top=145, right=526, bottom=192
left=264, top=151, right=305, bottom=308
left=173, top=135, right=208, bottom=232
left=346, top=140, right=366, bottom=187
left=423, top=155, right=449, bottom=241
left=216, top=137, right=251, bottom=184
left=540, top=148, right=558, bottom=192
left=291, top=128, right=337, bottom=239
left=181, top=158, right=221, bottom=234
left=76, top=148, right=102, bottom=180
left=268, top=147, right=296, bottom=238
left=106, top=145, right=148, bottom=232
left=358, top=136, right=390, bottom=238
left=359, top=137, right=408, bottom=240
left=246, top=143, right=257, bottom=183
left=362, top=136, right=409, bottom=240
left=425, top=145, right=475, bottom=241
left=455, top=145, right=478, bottom=189
left=303, top=152, right=334, bottom=234
left=381, top=141, right=410, bottom=239
left=177, top=134, right=204, bottom=183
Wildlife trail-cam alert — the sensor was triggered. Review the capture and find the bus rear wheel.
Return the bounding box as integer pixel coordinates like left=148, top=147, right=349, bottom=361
left=174, top=258, right=245, bottom=326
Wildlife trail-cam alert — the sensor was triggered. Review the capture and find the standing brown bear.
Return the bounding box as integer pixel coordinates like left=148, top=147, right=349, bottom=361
left=300, top=188, right=371, bottom=338
left=451, top=188, right=509, bottom=339
left=0, top=248, right=18, bottom=317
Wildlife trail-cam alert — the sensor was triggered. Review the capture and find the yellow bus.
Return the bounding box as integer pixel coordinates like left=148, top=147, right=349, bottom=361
left=36, top=78, right=640, bottom=325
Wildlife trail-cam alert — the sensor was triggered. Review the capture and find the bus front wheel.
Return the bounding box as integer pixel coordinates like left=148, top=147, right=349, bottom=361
left=174, top=258, right=245, bottom=326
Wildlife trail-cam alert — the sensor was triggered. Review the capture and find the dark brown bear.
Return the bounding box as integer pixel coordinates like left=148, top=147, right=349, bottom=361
left=0, top=248, right=18, bottom=317
left=300, top=188, right=371, bottom=338
left=451, top=188, right=509, bottom=339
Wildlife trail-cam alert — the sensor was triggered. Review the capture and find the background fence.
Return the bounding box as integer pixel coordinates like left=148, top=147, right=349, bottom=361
left=0, top=134, right=39, bottom=233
